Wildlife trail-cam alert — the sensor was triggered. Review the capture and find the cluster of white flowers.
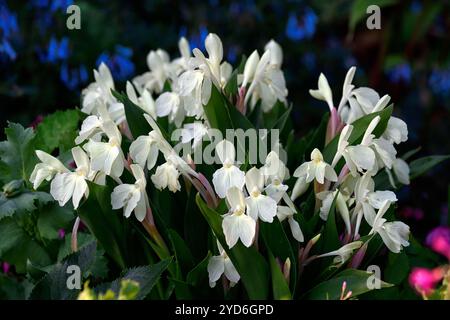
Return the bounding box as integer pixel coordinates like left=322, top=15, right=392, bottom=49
left=292, top=69, right=411, bottom=254
left=29, top=33, right=411, bottom=290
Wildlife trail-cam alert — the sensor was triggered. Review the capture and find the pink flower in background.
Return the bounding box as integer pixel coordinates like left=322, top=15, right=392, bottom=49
left=2, top=262, right=10, bottom=274
left=399, top=206, right=424, bottom=221
left=426, top=226, right=450, bottom=260
left=30, top=115, right=44, bottom=130
left=58, top=228, right=66, bottom=239
left=409, top=267, right=445, bottom=295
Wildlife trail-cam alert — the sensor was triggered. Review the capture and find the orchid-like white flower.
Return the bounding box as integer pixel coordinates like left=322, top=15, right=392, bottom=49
left=222, top=187, right=256, bottom=248
left=392, top=158, right=410, bottom=185
left=132, top=49, right=172, bottom=94
left=129, top=131, right=161, bottom=170
left=309, top=72, right=334, bottom=111
left=291, top=175, right=309, bottom=201
left=171, top=37, right=192, bottom=76
left=178, top=69, right=211, bottom=119
left=30, top=150, right=69, bottom=189
left=294, top=148, right=337, bottom=184
left=207, top=242, right=240, bottom=288
left=126, top=81, right=157, bottom=118
left=317, top=190, right=352, bottom=235
left=155, top=91, right=185, bottom=126
left=277, top=206, right=304, bottom=242
left=50, top=147, right=91, bottom=209
left=151, top=159, right=181, bottom=193
left=264, top=40, right=283, bottom=67
left=382, top=116, right=408, bottom=144
left=244, top=167, right=277, bottom=222
left=244, top=49, right=288, bottom=112
left=261, top=151, right=289, bottom=202
left=212, top=139, right=245, bottom=198
left=180, top=122, right=209, bottom=150
left=317, top=241, right=363, bottom=265
left=111, top=164, right=147, bottom=221
left=81, top=63, right=126, bottom=124
left=353, top=173, right=397, bottom=236
left=240, top=50, right=260, bottom=88
left=368, top=201, right=410, bottom=253
left=83, top=120, right=125, bottom=177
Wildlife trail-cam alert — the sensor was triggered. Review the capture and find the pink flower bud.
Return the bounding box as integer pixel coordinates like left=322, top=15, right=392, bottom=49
left=409, top=267, right=444, bottom=295
left=2, top=262, right=10, bottom=274
left=426, top=226, right=450, bottom=260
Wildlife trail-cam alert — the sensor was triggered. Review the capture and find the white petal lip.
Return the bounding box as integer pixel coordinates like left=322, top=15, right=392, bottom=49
left=222, top=214, right=256, bottom=248
left=207, top=256, right=225, bottom=284
left=212, top=165, right=245, bottom=199
left=215, top=139, right=236, bottom=164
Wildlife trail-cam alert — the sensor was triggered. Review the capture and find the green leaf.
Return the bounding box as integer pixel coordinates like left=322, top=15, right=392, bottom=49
left=0, top=190, right=53, bottom=220
left=320, top=193, right=340, bottom=253
left=77, top=181, right=127, bottom=269
left=304, top=269, right=393, bottom=300
left=112, top=90, right=151, bottom=139
left=203, top=85, right=233, bottom=134
left=186, top=252, right=211, bottom=288
left=384, top=251, right=409, bottom=285
left=409, top=155, right=450, bottom=179
left=94, top=259, right=172, bottom=300
left=34, top=110, right=83, bottom=153
left=0, top=217, right=51, bottom=273
left=0, top=122, right=37, bottom=183
left=267, top=249, right=291, bottom=300
left=196, top=194, right=269, bottom=299
left=29, top=242, right=98, bottom=299
left=168, top=228, right=195, bottom=278
left=37, top=203, right=74, bottom=240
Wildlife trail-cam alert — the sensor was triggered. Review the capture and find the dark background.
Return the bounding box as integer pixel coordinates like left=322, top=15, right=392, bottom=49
left=1, top=0, right=449, bottom=239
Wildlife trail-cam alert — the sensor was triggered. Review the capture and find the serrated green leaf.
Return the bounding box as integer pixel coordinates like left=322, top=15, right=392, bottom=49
left=0, top=122, right=37, bottom=183
left=37, top=203, right=74, bottom=240
left=34, top=110, right=83, bottom=154
left=94, top=259, right=172, bottom=300
left=0, top=191, right=51, bottom=220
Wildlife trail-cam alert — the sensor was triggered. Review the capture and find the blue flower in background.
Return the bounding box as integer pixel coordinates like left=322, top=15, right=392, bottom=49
left=0, top=3, right=19, bottom=60
left=429, top=68, right=450, bottom=99
left=180, top=26, right=209, bottom=52
left=31, top=0, right=72, bottom=12
left=388, top=63, right=412, bottom=84
left=40, top=36, right=70, bottom=63
left=285, top=8, right=317, bottom=41
left=60, top=63, right=88, bottom=90
left=96, top=45, right=135, bottom=81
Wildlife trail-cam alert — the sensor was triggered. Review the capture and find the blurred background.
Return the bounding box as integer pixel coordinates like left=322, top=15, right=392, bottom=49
left=0, top=0, right=449, bottom=240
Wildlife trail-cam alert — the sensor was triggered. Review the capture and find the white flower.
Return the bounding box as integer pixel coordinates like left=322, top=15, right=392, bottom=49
left=261, top=151, right=289, bottom=202
left=212, top=140, right=245, bottom=198
left=222, top=187, right=256, bottom=248
left=383, top=117, right=408, bottom=144
left=291, top=175, right=309, bottom=201
left=241, top=50, right=259, bottom=88
left=30, top=150, right=69, bottom=189
left=155, top=91, right=185, bottom=126
left=277, top=206, right=304, bottom=242
left=81, top=63, right=115, bottom=115
left=171, top=37, right=192, bottom=76
left=84, top=120, right=125, bottom=177
left=244, top=167, right=277, bottom=222
left=293, top=148, right=337, bottom=184
left=178, top=69, right=212, bottom=119
left=50, top=147, right=90, bottom=209
left=317, top=241, right=363, bottom=265
left=393, top=158, right=410, bottom=185
left=353, top=173, right=397, bottom=236
left=207, top=242, right=240, bottom=288
left=151, top=160, right=181, bottom=193
left=180, top=122, right=209, bottom=150
left=133, top=49, right=171, bottom=94
left=129, top=131, right=161, bottom=170
left=264, top=39, right=283, bottom=67
left=368, top=201, right=410, bottom=253
left=309, top=73, right=334, bottom=111
left=244, top=49, right=288, bottom=112
left=111, top=164, right=147, bottom=221
left=126, top=81, right=157, bottom=118
left=317, top=190, right=351, bottom=235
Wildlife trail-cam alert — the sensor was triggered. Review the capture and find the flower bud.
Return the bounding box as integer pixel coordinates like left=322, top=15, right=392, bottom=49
left=426, top=226, right=450, bottom=260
